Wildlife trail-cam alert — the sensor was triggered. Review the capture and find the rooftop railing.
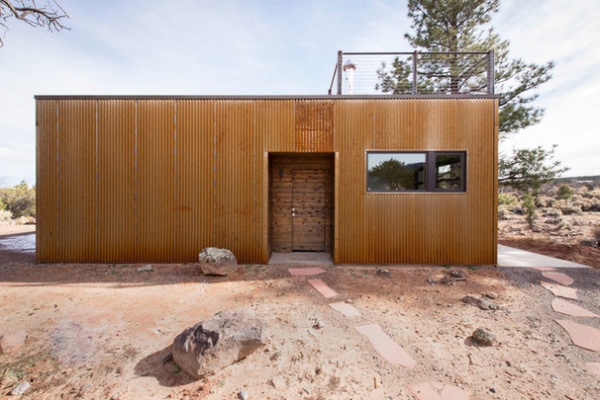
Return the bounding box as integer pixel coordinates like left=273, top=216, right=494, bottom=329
left=328, top=50, right=494, bottom=96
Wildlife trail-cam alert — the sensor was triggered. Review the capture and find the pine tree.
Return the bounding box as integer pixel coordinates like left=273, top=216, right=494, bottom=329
left=376, top=0, right=555, bottom=140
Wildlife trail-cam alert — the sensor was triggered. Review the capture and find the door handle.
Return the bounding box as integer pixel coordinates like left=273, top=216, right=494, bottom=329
left=292, top=208, right=296, bottom=217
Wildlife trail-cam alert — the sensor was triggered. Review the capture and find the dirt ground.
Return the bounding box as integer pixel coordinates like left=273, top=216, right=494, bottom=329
left=1, top=224, right=600, bottom=399
left=499, top=211, right=600, bottom=269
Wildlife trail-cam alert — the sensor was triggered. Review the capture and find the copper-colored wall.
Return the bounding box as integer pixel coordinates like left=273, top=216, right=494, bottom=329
left=36, top=97, right=497, bottom=264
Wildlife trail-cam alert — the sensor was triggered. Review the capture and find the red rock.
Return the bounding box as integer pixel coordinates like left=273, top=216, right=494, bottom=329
left=555, top=319, right=600, bottom=352
left=0, top=330, right=27, bottom=354
left=355, top=324, right=416, bottom=368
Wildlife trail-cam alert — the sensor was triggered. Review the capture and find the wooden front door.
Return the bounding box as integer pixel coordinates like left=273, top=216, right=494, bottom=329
left=292, top=169, right=326, bottom=251
left=270, top=154, right=333, bottom=253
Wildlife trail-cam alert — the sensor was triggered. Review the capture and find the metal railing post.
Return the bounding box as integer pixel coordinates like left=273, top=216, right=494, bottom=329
left=337, top=50, right=343, bottom=95
left=487, top=50, right=495, bottom=95
left=412, top=51, right=418, bottom=95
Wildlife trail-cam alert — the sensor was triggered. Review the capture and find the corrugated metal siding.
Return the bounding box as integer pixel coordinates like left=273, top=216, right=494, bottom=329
left=57, top=100, right=97, bottom=262
left=335, top=99, right=497, bottom=264
left=36, top=100, right=59, bottom=262
left=36, top=97, right=497, bottom=264
left=295, top=100, right=334, bottom=152
left=175, top=100, right=215, bottom=262
left=97, top=100, right=136, bottom=262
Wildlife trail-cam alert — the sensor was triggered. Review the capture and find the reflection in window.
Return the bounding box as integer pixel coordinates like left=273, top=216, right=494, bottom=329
left=435, top=153, right=463, bottom=190
left=367, top=151, right=466, bottom=192
left=367, top=153, right=425, bottom=191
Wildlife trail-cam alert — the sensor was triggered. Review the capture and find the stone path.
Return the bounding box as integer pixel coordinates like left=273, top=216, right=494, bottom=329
left=538, top=270, right=600, bottom=382
left=291, top=267, right=468, bottom=399
left=294, top=263, right=600, bottom=398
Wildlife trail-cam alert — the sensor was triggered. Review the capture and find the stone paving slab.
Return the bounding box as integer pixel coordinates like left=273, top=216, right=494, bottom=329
left=407, top=381, right=470, bottom=400
left=552, top=299, right=600, bottom=318
left=307, top=279, right=337, bottom=298
left=329, top=302, right=361, bottom=317
left=585, top=362, right=600, bottom=380
left=540, top=281, right=578, bottom=300
left=288, top=267, right=327, bottom=276
left=542, top=271, right=575, bottom=286
left=555, top=319, right=600, bottom=352
left=355, top=324, right=416, bottom=368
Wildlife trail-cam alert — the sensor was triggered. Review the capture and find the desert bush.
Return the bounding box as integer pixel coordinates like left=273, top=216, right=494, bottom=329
left=498, top=193, right=518, bottom=206
left=498, top=205, right=512, bottom=220
left=560, top=204, right=582, bottom=215
left=557, top=220, right=572, bottom=231
left=0, top=181, right=35, bottom=219
left=0, top=209, right=12, bottom=223
left=577, top=198, right=600, bottom=212
left=543, top=208, right=562, bottom=218
left=522, top=193, right=537, bottom=229
left=556, top=184, right=574, bottom=201
left=536, top=195, right=555, bottom=208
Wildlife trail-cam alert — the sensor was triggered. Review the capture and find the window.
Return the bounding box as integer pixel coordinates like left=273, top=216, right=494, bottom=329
left=367, top=151, right=466, bottom=192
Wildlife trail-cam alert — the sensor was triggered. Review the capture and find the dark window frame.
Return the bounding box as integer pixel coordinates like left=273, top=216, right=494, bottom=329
left=366, top=151, right=467, bottom=193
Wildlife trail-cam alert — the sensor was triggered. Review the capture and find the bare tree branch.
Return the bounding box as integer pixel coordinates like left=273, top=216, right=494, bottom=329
left=0, top=0, right=69, bottom=46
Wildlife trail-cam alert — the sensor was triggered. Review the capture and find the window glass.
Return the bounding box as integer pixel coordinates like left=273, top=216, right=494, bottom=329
left=367, top=153, right=425, bottom=191
left=367, top=151, right=466, bottom=192
left=435, top=153, right=464, bottom=190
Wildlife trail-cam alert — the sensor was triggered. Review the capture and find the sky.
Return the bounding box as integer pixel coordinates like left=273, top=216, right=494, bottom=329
left=1, top=0, right=599, bottom=186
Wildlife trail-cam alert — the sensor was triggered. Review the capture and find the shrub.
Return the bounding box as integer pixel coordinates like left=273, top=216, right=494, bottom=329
left=543, top=208, right=562, bottom=218
left=498, top=205, right=511, bottom=220
left=498, top=193, right=518, bottom=206
left=556, top=185, right=574, bottom=201
left=0, top=209, right=12, bottom=223
left=536, top=195, right=555, bottom=208
left=560, top=204, right=582, bottom=215
left=522, top=193, right=537, bottom=229
left=0, top=181, right=36, bottom=219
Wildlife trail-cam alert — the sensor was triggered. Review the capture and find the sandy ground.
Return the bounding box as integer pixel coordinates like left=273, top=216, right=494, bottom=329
left=1, top=225, right=600, bottom=399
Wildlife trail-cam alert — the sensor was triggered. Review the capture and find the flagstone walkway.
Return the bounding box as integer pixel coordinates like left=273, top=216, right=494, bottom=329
left=288, top=256, right=600, bottom=399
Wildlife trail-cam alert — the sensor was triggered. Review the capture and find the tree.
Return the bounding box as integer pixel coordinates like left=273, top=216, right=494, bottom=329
left=499, top=145, right=568, bottom=194
left=376, top=0, right=555, bottom=140
left=369, top=158, right=416, bottom=190
left=0, top=0, right=68, bottom=46
left=499, top=145, right=568, bottom=229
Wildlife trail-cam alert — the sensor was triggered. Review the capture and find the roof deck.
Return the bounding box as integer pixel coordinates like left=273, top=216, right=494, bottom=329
left=329, top=50, right=495, bottom=97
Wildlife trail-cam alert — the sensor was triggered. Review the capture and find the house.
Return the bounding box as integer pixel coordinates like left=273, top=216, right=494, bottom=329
left=35, top=52, right=498, bottom=264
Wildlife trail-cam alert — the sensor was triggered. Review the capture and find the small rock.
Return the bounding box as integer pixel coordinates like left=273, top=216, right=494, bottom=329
left=462, top=294, right=500, bottom=310
left=198, top=247, right=238, bottom=276
left=472, top=328, right=496, bottom=346
left=238, top=389, right=249, bottom=400
left=449, top=269, right=468, bottom=279
left=303, top=387, right=312, bottom=395
left=427, top=277, right=437, bottom=285
left=10, top=381, right=31, bottom=396
left=137, top=264, right=153, bottom=272
left=345, top=299, right=353, bottom=304
left=0, top=329, right=27, bottom=354
left=270, top=377, right=286, bottom=390
left=376, top=268, right=391, bottom=277
left=374, top=376, right=381, bottom=388
left=484, top=292, right=498, bottom=299
left=489, top=388, right=496, bottom=393
left=313, top=320, right=325, bottom=330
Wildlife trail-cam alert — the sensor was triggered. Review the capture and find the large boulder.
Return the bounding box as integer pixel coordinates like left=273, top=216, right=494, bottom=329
left=172, top=309, right=266, bottom=379
left=198, top=247, right=238, bottom=276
